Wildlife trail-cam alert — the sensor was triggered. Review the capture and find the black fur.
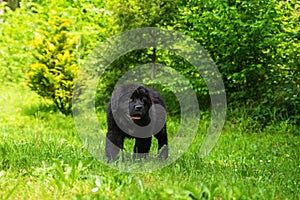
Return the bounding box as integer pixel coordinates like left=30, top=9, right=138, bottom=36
left=105, top=84, right=168, bottom=162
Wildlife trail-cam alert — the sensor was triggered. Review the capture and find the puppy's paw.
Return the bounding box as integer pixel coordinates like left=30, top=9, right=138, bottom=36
left=158, top=145, right=168, bottom=159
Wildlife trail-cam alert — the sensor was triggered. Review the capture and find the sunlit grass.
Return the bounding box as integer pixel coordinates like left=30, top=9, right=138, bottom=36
left=0, top=83, right=299, bottom=199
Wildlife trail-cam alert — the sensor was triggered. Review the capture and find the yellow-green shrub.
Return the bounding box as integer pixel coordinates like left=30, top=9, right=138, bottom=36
left=26, top=16, right=79, bottom=115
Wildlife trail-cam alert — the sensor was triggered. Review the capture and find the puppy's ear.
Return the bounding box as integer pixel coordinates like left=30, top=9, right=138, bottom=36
left=111, top=84, right=137, bottom=113
left=142, top=86, right=152, bottom=106
left=111, top=88, right=122, bottom=113
left=111, top=95, right=118, bottom=113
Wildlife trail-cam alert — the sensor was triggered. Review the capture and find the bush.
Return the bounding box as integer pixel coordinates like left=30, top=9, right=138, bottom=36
left=177, top=0, right=300, bottom=124
left=95, top=0, right=211, bottom=114
left=99, top=0, right=299, bottom=125
left=2, top=0, right=109, bottom=114
left=26, top=16, right=79, bottom=115
left=0, top=2, right=38, bottom=83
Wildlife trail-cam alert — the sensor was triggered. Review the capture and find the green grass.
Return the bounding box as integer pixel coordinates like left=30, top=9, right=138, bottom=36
left=0, top=83, right=299, bottom=199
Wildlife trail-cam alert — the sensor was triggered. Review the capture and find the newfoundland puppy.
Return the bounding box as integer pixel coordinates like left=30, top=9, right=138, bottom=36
left=105, top=84, right=168, bottom=162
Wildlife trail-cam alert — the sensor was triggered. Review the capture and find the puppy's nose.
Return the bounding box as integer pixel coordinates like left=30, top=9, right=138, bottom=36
left=135, top=105, right=143, bottom=111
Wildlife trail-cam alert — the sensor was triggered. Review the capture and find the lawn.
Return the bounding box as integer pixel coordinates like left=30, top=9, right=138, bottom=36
left=0, top=83, right=299, bottom=199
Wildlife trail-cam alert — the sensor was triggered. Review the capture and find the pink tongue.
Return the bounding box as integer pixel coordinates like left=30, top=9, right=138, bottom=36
left=131, top=116, right=141, bottom=120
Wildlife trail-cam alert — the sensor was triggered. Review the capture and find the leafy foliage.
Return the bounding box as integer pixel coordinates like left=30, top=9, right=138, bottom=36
left=105, top=0, right=180, bottom=31
left=0, top=0, right=299, bottom=124
left=96, top=0, right=211, bottom=114
left=0, top=1, right=37, bottom=83
left=1, top=0, right=109, bottom=114
left=177, top=0, right=300, bottom=124
left=26, top=16, right=79, bottom=115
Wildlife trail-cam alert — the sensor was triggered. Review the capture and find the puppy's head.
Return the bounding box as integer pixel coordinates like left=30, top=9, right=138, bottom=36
left=111, top=84, right=152, bottom=123
left=128, top=86, right=152, bottom=121
left=110, top=84, right=166, bottom=137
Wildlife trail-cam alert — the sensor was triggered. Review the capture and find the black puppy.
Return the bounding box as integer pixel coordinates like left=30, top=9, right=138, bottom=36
left=105, top=84, right=168, bottom=162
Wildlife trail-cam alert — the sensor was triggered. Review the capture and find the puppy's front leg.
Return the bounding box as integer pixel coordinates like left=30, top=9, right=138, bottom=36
left=154, top=125, right=168, bottom=159
left=133, top=137, right=152, bottom=159
left=105, top=131, right=125, bottom=162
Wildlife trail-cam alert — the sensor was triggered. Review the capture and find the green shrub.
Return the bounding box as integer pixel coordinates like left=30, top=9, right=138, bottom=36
left=177, top=0, right=300, bottom=124
left=98, top=0, right=299, bottom=125
left=26, top=16, right=79, bottom=115
left=0, top=2, right=38, bottom=83
left=96, top=0, right=209, bottom=114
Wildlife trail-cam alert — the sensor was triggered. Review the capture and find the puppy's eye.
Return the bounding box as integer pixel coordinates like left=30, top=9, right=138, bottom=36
left=142, top=97, right=148, bottom=102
